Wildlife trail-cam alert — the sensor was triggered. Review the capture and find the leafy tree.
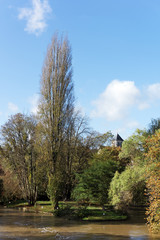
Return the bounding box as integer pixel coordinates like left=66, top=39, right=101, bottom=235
left=72, top=159, right=118, bottom=206
left=109, top=166, right=146, bottom=211
left=34, top=122, right=50, bottom=200
left=145, top=130, right=160, bottom=233
left=38, top=34, right=115, bottom=207
left=74, top=131, right=114, bottom=174
left=119, top=129, right=147, bottom=166
left=109, top=129, right=148, bottom=211
left=95, top=146, right=128, bottom=172
left=0, top=113, right=38, bottom=205
left=38, top=33, right=75, bottom=208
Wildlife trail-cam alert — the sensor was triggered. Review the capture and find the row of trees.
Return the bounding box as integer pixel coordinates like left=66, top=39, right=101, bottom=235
left=0, top=33, right=160, bottom=233
left=0, top=34, right=114, bottom=208
left=109, top=123, right=160, bottom=233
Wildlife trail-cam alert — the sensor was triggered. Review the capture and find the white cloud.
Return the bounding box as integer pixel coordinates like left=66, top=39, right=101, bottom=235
left=126, top=121, right=139, bottom=128
left=8, top=102, right=19, bottom=112
left=147, top=83, right=160, bottom=100
left=138, top=102, right=150, bottom=110
left=28, top=94, right=39, bottom=114
left=91, top=80, right=140, bottom=121
left=18, top=0, right=52, bottom=35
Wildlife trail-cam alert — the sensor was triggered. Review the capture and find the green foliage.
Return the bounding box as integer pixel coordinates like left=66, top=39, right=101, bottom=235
left=54, top=203, right=89, bottom=219
left=47, top=174, right=66, bottom=208
left=109, top=129, right=148, bottom=212
left=38, top=34, right=91, bottom=207
left=95, top=146, right=128, bottom=172
left=83, top=210, right=127, bottom=221
left=53, top=202, right=125, bottom=221
left=75, top=206, right=89, bottom=218
left=119, top=129, right=147, bottom=166
left=72, top=159, right=118, bottom=206
left=109, top=166, right=146, bottom=210
left=54, top=205, right=73, bottom=217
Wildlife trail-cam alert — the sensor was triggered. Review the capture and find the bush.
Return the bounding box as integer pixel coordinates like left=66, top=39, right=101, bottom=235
left=74, top=206, right=89, bottom=218
left=54, top=205, right=73, bottom=217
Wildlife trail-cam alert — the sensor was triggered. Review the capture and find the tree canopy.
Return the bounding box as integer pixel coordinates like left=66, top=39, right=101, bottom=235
left=0, top=113, right=37, bottom=205
left=145, top=130, right=160, bottom=233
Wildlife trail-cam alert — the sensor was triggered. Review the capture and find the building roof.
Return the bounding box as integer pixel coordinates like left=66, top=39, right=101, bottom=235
left=115, top=133, right=124, bottom=142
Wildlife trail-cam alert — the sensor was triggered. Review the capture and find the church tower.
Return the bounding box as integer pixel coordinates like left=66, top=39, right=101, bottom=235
left=112, top=133, right=124, bottom=147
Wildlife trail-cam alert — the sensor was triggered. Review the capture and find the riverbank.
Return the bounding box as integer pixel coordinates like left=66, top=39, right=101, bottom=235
left=4, top=200, right=127, bottom=221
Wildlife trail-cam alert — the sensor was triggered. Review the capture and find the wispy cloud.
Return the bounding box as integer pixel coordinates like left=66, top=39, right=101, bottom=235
left=8, top=102, right=19, bottom=113
left=28, top=94, right=39, bottom=114
left=138, top=102, right=150, bottom=110
left=18, top=0, right=52, bottom=35
left=75, top=102, right=86, bottom=117
left=147, top=83, right=160, bottom=100
left=126, top=121, right=140, bottom=129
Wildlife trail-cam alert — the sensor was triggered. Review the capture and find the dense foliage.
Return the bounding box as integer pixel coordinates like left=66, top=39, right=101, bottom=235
left=109, top=166, right=146, bottom=211
left=72, top=159, right=118, bottom=206
left=119, top=129, right=147, bottom=165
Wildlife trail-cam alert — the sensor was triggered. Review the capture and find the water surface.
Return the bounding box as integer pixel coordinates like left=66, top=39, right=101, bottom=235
left=0, top=207, right=159, bottom=240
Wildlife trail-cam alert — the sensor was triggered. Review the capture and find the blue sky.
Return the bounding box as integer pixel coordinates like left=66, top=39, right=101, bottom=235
left=1, top=0, right=160, bottom=139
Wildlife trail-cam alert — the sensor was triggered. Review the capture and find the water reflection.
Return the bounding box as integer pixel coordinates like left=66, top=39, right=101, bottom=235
left=0, top=207, right=159, bottom=240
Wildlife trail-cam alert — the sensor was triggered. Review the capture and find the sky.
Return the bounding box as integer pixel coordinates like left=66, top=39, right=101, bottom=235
left=1, top=0, right=160, bottom=139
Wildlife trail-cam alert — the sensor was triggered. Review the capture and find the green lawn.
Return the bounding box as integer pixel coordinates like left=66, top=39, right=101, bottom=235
left=6, top=200, right=127, bottom=221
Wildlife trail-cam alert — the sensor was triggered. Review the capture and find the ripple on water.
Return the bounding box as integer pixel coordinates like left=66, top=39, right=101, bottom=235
left=39, top=227, right=57, bottom=233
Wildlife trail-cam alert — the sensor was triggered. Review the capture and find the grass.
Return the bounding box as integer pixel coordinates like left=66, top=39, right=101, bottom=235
left=5, top=200, right=127, bottom=221
left=5, top=200, right=54, bottom=214
left=82, top=210, right=127, bottom=221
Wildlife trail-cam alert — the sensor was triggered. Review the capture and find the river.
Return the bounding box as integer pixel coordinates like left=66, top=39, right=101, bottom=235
left=0, top=207, right=160, bottom=240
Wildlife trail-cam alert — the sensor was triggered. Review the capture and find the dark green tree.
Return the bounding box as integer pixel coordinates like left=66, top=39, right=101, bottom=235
left=72, top=159, right=118, bottom=206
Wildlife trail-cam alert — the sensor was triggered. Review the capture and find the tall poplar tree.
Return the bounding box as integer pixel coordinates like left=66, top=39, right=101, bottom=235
left=38, top=34, right=74, bottom=208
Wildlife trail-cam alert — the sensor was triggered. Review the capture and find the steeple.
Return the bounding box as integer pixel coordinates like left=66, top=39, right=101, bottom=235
left=112, top=133, right=124, bottom=147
